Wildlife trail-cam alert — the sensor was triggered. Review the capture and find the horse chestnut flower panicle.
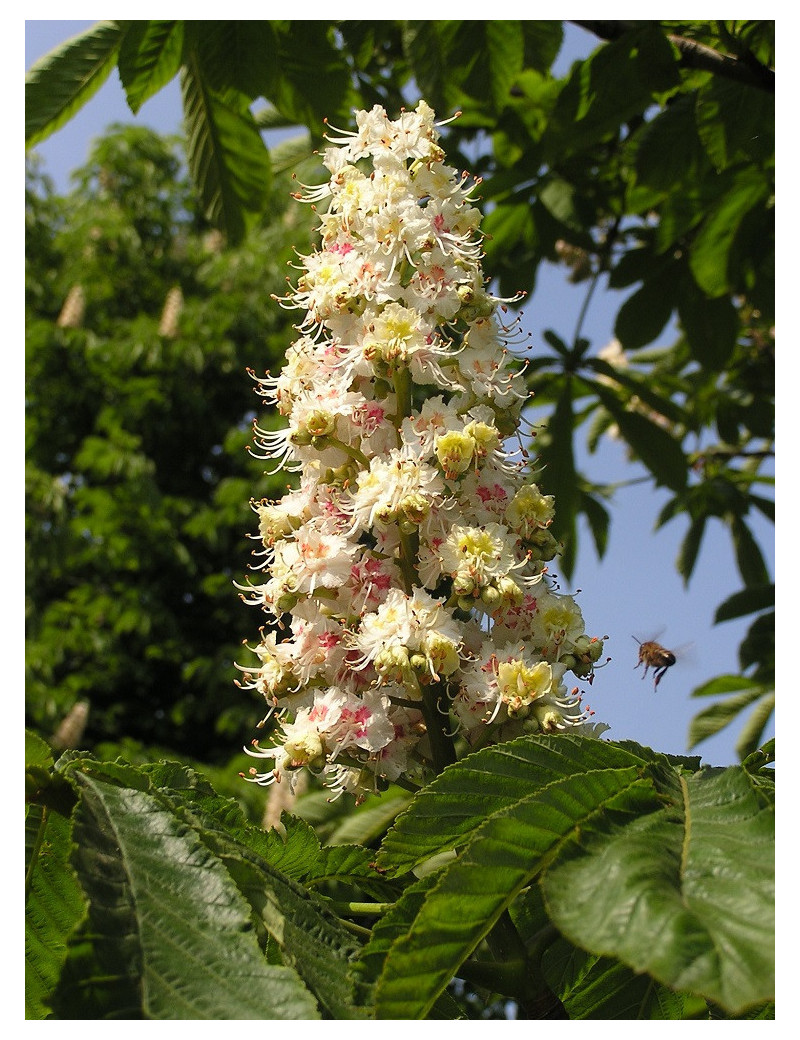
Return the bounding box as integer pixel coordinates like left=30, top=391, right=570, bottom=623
left=236, top=102, right=607, bottom=801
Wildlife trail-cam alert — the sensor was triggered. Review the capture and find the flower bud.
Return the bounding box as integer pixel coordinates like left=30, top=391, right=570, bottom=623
left=401, top=492, right=430, bottom=524
left=435, top=430, right=475, bottom=478
left=452, top=573, right=475, bottom=596
left=375, top=645, right=411, bottom=681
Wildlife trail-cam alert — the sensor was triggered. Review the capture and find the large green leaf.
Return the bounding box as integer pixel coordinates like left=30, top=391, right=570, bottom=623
left=688, top=168, right=770, bottom=296
left=26, top=21, right=123, bottom=147
left=590, top=382, right=687, bottom=492
left=374, top=735, right=773, bottom=1018
left=117, top=21, right=184, bottom=113
left=376, top=770, right=659, bottom=1017
left=677, top=290, right=740, bottom=369
left=377, top=735, right=656, bottom=877
left=613, top=261, right=679, bottom=350
left=50, top=763, right=321, bottom=1019
left=694, top=75, right=775, bottom=170
left=26, top=803, right=87, bottom=1019
left=180, top=55, right=272, bottom=243
left=135, top=763, right=372, bottom=1017
left=373, top=736, right=666, bottom=1017
left=541, top=936, right=705, bottom=1019
left=542, top=766, right=774, bottom=1014
left=537, top=377, right=579, bottom=573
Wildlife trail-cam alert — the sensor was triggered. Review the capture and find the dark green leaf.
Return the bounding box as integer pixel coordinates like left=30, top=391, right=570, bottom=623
left=543, top=26, right=680, bottom=159
left=695, top=76, right=775, bottom=170
left=580, top=490, right=610, bottom=559
left=738, top=611, right=775, bottom=674
left=117, top=21, right=184, bottom=113
left=542, top=766, right=774, bottom=1014
left=631, top=94, right=706, bottom=195
left=375, top=754, right=659, bottom=1017
left=592, top=384, right=687, bottom=492
left=542, top=938, right=703, bottom=1019
left=538, top=379, right=578, bottom=573
left=192, top=21, right=280, bottom=101
left=584, top=358, right=688, bottom=426
left=728, top=516, right=769, bottom=587
left=689, top=169, right=770, bottom=296
left=52, top=766, right=320, bottom=1020
left=734, top=693, right=775, bottom=762
left=714, top=584, right=774, bottom=623
left=268, top=22, right=354, bottom=129
left=677, top=515, right=706, bottom=583
left=180, top=59, right=272, bottom=243
left=614, top=263, right=679, bottom=350
left=520, top=21, right=563, bottom=73
left=26, top=22, right=123, bottom=147
left=687, top=686, right=768, bottom=748
left=542, top=328, right=570, bottom=357
left=691, top=674, right=766, bottom=699
left=678, top=291, right=740, bottom=369
left=539, top=176, right=583, bottom=230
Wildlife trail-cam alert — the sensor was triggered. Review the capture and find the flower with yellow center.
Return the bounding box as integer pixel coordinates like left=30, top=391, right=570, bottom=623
left=505, top=483, right=556, bottom=539
left=435, top=429, right=475, bottom=478
left=496, top=658, right=554, bottom=714
left=439, top=523, right=519, bottom=588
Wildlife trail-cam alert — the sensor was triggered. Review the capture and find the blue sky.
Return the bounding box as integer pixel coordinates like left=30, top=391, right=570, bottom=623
left=25, top=20, right=776, bottom=766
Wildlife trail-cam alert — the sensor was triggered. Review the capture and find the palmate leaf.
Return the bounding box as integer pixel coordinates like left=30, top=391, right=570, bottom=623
left=26, top=21, right=123, bottom=148
left=373, top=735, right=774, bottom=1018
left=25, top=733, right=86, bottom=1020
left=26, top=806, right=87, bottom=1020
left=540, top=935, right=705, bottom=1019
left=542, top=765, right=774, bottom=1014
left=180, top=55, right=272, bottom=244
left=50, top=763, right=321, bottom=1020
left=117, top=20, right=184, bottom=113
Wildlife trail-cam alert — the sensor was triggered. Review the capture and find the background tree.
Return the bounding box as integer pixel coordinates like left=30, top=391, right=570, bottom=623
left=27, top=19, right=774, bottom=759
left=26, top=126, right=318, bottom=762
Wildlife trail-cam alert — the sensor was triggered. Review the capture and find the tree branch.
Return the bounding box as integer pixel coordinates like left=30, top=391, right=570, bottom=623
left=572, top=21, right=774, bottom=94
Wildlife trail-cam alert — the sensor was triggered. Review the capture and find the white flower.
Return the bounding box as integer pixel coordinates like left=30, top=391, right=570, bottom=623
left=238, top=102, right=607, bottom=801
left=350, top=447, right=445, bottom=532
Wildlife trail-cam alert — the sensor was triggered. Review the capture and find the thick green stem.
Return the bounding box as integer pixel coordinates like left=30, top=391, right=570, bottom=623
left=398, top=528, right=420, bottom=595
left=419, top=680, right=457, bottom=772
left=393, top=364, right=413, bottom=424
left=327, top=901, right=393, bottom=916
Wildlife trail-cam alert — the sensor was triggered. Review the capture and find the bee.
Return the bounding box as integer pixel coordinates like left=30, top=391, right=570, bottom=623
left=633, top=636, right=676, bottom=690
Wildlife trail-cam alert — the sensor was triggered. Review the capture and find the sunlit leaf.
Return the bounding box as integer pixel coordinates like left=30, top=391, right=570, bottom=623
left=689, top=169, right=770, bottom=296
left=117, top=21, right=184, bottom=113
left=51, top=763, right=321, bottom=1020
left=26, top=22, right=123, bottom=147
left=180, top=58, right=272, bottom=243
left=542, top=765, right=774, bottom=1014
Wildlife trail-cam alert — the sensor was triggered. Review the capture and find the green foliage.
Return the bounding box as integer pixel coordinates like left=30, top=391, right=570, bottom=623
left=27, top=731, right=774, bottom=1019
left=25, top=126, right=317, bottom=759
